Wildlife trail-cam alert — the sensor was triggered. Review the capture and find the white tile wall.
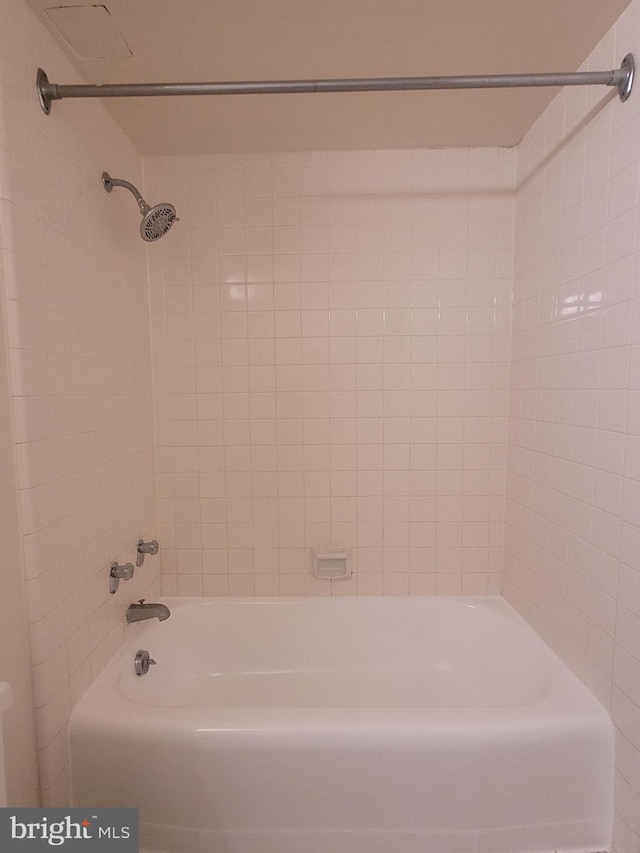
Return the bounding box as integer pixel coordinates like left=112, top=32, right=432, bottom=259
left=0, top=0, right=160, bottom=804
left=145, top=148, right=515, bottom=598
left=505, top=3, right=640, bottom=849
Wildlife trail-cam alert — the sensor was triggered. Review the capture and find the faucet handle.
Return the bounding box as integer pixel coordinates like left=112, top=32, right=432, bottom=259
left=109, top=561, right=135, bottom=594
left=137, top=539, right=160, bottom=567
left=137, top=599, right=145, bottom=606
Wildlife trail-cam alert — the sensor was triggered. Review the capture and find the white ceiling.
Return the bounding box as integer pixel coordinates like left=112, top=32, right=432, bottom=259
left=27, top=0, right=632, bottom=154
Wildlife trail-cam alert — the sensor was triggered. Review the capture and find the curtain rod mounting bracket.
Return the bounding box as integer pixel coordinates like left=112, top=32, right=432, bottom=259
left=618, top=53, right=635, bottom=102
left=37, top=68, right=53, bottom=115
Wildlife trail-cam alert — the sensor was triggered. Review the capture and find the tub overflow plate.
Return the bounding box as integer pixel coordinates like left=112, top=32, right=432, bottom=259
left=134, top=649, right=157, bottom=676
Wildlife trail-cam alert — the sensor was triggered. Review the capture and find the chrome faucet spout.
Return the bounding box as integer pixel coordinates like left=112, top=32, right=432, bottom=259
left=126, top=599, right=171, bottom=624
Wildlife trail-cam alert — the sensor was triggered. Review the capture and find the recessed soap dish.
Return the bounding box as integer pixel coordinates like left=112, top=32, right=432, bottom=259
left=309, top=548, right=352, bottom=580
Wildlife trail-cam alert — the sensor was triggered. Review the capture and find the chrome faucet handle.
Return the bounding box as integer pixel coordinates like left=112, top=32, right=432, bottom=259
left=109, top=562, right=135, bottom=594
left=136, top=539, right=159, bottom=567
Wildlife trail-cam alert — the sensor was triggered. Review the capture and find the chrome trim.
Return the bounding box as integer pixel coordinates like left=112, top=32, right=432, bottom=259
left=134, top=649, right=156, bottom=676
left=109, top=562, right=135, bottom=595
left=136, top=539, right=159, bottom=568
left=37, top=55, right=635, bottom=115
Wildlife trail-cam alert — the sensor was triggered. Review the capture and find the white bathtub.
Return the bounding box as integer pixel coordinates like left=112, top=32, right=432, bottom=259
left=70, top=596, right=614, bottom=853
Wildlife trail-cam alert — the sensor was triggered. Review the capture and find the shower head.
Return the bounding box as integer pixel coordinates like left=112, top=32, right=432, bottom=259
left=140, top=202, right=178, bottom=242
left=102, top=171, right=178, bottom=242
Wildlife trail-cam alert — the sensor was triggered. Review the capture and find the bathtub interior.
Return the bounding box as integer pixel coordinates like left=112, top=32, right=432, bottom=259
left=116, top=596, right=551, bottom=708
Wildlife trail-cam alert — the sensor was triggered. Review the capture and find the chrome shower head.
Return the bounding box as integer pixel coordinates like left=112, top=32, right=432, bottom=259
left=140, top=202, right=178, bottom=242
left=102, top=171, right=178, bottom=242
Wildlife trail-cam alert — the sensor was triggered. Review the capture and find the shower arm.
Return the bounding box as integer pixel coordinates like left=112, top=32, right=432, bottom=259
left=102, top=172, right=150, bottom=215
left=36, top=53, right=635, bottom=115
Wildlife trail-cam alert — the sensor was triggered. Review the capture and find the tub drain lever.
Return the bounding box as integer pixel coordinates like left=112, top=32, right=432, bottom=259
left=134, top=649, right=156, bottom=676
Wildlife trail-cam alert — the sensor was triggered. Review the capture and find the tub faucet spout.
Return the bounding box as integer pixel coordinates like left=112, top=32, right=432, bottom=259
left=126, top=599, right=171, bottom=624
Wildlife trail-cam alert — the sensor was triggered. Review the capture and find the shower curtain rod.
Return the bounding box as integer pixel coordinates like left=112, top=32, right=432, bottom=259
left=36, top=54, right=635, bottom=115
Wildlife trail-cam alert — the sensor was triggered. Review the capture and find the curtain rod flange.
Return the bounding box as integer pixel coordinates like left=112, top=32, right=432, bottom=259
left=618, top=53, right=635, bottom=102
left=37, top=68, right=53, bottom=115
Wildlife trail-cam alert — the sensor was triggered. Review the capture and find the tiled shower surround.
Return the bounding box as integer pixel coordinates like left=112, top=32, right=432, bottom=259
left=145, top=150, right=515, bottom=597
left=503, top=5, right=640, bottom=849
left=0, top=0, right=640, bottom=848
left=0, top=0, right=160, bottom=805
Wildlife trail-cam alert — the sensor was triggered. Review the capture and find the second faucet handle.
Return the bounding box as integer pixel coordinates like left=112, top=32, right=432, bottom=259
left=109, top=561, right=135, bottom=594
left=137, top=539, right=159, bottom=567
